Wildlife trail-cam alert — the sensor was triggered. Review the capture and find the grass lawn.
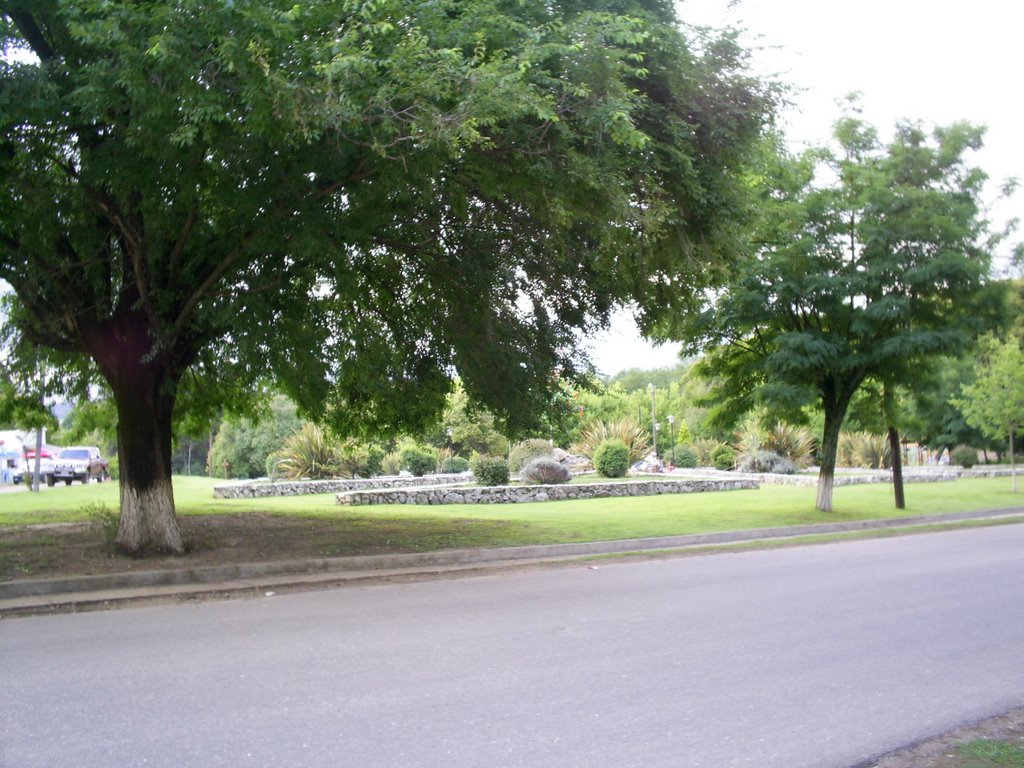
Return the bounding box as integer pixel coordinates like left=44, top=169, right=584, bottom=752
left=1, top=475, right=1021, bottom=543
left=1, top=474, right=1021, bottom=580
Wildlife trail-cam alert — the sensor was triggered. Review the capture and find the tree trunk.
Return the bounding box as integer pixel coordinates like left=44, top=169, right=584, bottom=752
left=816, top=407, right=845, bottom=512
left=102, top=360, right=185, bottom=555
left=887, top=425, right=905, bottom=509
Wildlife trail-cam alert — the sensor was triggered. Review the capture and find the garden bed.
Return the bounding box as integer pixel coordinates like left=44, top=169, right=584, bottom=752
left=336, top=477, right=759, bottom=506
left=213, top=474, right=471, bottom=499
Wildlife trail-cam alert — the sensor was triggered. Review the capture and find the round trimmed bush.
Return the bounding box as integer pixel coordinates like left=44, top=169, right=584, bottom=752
left=594, top=439, right=630, bottom=478
left=672, top=445, right=699, bottom=469
left=736, top=449, right=796, bottom=475
left=951, top=445, right=977, bottom=468
left=520, top=457, right=571, bottom=485
left=440, top=456, right=471, bottom=474
left=711, top=444, right=735, bottom=471
left=400, top=445, right=437, bottom=477
left=471, top=455, right=510, bottom=486
left=508, top=439, right=553, bottom=472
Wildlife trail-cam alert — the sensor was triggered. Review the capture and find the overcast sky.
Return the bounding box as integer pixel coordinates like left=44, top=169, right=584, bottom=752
left=587, top=0, right=1023, bottom=376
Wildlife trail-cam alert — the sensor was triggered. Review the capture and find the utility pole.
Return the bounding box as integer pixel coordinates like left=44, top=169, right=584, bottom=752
left=647, top=383, right=657, bottom=460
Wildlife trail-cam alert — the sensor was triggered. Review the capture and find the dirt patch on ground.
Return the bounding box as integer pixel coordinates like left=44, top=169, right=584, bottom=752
left=0, top=513, right=522, bottom=581
left=864, top=707, right=1024, bottom=767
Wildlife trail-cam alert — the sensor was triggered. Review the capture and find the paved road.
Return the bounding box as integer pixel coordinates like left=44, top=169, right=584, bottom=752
left=3, top=525, right=1023, bottom=768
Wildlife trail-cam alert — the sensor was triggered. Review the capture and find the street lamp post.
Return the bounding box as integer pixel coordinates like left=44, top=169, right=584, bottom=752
left=647, top=383, right=657, bottom=461
left=667, top=414, right=675, bottom=465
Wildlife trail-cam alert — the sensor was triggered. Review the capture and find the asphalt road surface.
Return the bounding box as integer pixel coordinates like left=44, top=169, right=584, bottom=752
left=3, top=524, right=1023, bottom=768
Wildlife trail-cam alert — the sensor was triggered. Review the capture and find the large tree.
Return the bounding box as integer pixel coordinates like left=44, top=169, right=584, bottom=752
left=655, top=116, right=1001, bottom=511
left=0, top=0, right=773, bottom=552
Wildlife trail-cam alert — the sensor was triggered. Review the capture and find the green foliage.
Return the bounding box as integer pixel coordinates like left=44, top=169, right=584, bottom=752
left=955, top=337, right=1024, bottom=444
left=0, top=0, right=775, bottom=550
left=268, top=423, right=341, bottom=480
left=572, top=418, right=650, bottom=463
left=83, top=502, right=119, bottom=549
left=508, top=439, right=553, bottom=473
left=440, top=456, right=471, bottom=474
left=957, top=739, right=1024, bottom=767
left=60, top=397, right=118, bottom=460
left=471, top=456, right=510, bottom=486
left=608, top=364, right=690, bottom=392
left=763, top=422, right=816, bottom=469
left=336, top=440, right=385, bottom=479
left=660, top=113, right=1003, bottom=509
left=838, top=432, right=891, bottom=469
left=425, top=386, right=508, bottom=457
left=912, top=354, right=995, bottom=454
left=399, top=445, right=438, bottom=478
left=594, top=439, right=630, bottom=478
left=692, top=438, right=725, bottom=466
left=209, top=396, right=302, bottom=479
left=951, top=445, right=978, bottom=468
left=520, top=457, right=572, bottom=485
left=672, top=445, right=699, bottom=468
left=381, top=452, right=403, bottom=476
left=711, top=444, right=735, bottom=471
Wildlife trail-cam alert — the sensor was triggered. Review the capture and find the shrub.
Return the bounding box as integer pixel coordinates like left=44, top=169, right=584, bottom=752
left=472, top=455, right=510, bottom=486
left=380, top=451, right=402, bottom=476
left=838, top=431, right=890, bottom=469
left=520, top=457, right=571, bottom=485
left=326, top=439, right=386, bottom=478
left=951, top=445, right=978, bottom=468
left=83, top=502, right=119, bottom=549
left=711, top=444, right=735, bottom=471
left=593, top=439, right=630, bottom=478
left=671, top=445, right=699, bottom=469
left=736, top=449, right=796, bottom=475
left=440, top=456, right=471, bottom=473
left=692, top=438, right=725, bottom=466
left=268, top=423, right=341, bottom=479
left=764, top=422, right=816, bottom=468
left=572, top=418, right=650, bottom=463
left=508, top=439, right=553, bottom=472
left=400, top=445, right=438, bottom=477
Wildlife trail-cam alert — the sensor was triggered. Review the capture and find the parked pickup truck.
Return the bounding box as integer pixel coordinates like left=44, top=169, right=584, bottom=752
left=50, top=446, right=110, bottom=486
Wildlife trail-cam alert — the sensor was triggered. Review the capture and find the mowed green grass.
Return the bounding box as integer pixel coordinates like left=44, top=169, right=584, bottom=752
left=0, top=475, right=1020, bottom=547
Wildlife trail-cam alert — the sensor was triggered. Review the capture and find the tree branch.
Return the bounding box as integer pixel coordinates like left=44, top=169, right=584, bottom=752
left=6, top=10, right=56, bottom=61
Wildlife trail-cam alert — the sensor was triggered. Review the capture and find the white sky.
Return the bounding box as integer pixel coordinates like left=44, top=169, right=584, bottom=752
left=587, top=0, right=1024, bottom=376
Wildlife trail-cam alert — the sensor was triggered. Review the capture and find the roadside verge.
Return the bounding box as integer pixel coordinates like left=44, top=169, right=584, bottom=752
left=2, top=506, right=1022, bottom=617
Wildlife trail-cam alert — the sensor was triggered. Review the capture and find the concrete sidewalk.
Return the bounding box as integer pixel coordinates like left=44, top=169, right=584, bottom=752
left=2, top=507, right=1022, bottom=617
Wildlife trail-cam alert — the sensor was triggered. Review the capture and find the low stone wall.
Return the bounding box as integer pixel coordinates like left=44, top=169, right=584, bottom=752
left=213, top=474, right=471, bottom=499
left=336, top=478, right=759, bottom=506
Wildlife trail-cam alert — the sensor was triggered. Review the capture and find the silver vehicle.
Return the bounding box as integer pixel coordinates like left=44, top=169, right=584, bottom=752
left=50, top=446, right=110, bottom=486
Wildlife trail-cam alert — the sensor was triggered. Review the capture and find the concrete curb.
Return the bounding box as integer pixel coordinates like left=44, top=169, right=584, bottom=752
left=2, top=507, right=1022, bottom=616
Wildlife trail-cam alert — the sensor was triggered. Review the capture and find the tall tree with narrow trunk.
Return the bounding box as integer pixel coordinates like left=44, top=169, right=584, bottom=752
left=652, top=115, right=1001, bottom=512
left=0, top=0, right=774, bottom=553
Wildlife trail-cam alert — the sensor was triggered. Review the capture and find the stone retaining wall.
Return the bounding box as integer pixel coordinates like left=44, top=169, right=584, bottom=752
left=699, top=467, right=1014, bottom=486
left=213, top=474, right=471, bottom=499
left=336, top=478, right=759, bottom=506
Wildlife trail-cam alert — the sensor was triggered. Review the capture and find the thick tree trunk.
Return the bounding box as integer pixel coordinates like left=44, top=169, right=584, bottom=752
left=816, top=408, right=845, bottom=513
left=111, top=372, right=183, bottom=554
left=91, top=339, right=185, bottom=556
left=887, top=425, right=905, bottom=509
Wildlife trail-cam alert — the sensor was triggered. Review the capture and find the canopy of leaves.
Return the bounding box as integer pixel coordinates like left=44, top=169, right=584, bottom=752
left=954, top=336, right=1024, bottom=442
left=659, top=116, right=1000, bottom=428
left=0, top=0, right=776, bottom=439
